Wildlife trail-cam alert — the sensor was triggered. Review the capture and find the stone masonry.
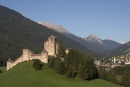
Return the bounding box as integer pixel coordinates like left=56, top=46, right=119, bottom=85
left=7, top=35, right=58, bottom=70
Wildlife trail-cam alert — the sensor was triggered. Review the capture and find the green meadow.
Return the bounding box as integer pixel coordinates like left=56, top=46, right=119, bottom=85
left=0, top=61, right=121, bottom=87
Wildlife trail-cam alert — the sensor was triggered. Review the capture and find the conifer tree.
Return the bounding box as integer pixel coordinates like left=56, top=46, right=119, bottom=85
left=79, top=57, right=98, bottom=80
left=53, top=58, right=65, bottom=74
left=57, top=41, right=66, bottom=58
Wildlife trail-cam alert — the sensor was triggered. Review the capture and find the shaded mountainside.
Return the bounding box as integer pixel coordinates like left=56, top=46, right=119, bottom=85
left=106, top=41, right=130, bottom=57
left=0, top=5, right=98, bottom=66
left=39, top=22, right=121, bottom=53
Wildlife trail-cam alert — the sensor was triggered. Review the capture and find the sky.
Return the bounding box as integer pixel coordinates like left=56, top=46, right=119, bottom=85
left=0, top=0, right=130, bottom=43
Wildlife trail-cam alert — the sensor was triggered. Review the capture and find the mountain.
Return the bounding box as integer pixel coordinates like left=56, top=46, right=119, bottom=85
left=103, top=39, right=122, bottom=50
left=38, top=22, right=70, bottom=34
left=105, top=41, right=130, bottom=57
left=84, top=35, right=103, bottom=44
left=84, top=35, right=122, bottom=51
left=39, top=22, right=121, bottom=53
left=0, top=5, right=97, bottom=66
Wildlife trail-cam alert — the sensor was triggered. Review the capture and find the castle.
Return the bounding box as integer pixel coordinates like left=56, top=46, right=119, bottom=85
left=7, top=35, right=58, bottom=70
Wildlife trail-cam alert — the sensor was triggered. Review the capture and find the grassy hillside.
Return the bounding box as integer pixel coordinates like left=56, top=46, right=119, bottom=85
left=0, top=5, right=98, bottom=66
left=0, top=61, right=121, bottom=87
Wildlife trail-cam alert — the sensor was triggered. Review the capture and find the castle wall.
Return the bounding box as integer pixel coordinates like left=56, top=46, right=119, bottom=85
left=41, top=52, right=48, bottom=63
left=7, top=55, right=23, bottom=70
left=7, top=49, right=48, bottom=70
left=7, top=35, right=57, bottom=70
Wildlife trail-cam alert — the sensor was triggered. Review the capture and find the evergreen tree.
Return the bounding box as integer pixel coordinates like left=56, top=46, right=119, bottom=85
left=98, top=66, right=107, bottom=79
left=57, top=41, right=66, bottom=58
left=53, top=58, right=65, bottom=74
left=121, top=71, right=130, bottom=87
left=48, top=56, right=56, bottom=68
left=79, top=58, right=98, bottom=80
left=66, top=65, right=77, bottom=78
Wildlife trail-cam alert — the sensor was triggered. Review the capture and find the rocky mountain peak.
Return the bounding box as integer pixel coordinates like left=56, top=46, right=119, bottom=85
left=38, top=22, right=71, bottom=34
left=84, top=35, right=103, bottom=44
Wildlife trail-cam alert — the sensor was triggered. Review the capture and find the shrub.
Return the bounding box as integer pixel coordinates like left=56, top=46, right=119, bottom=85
left=0, top=70, right=3, bottom=73
left=33, top=59, right=43, bottom=70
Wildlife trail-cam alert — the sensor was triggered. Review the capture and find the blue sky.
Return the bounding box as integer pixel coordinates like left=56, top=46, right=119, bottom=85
left=0, top=0, right=130, bottom=43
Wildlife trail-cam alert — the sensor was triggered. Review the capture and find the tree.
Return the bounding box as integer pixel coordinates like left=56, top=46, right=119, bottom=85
left=33, top=59, right=43, bottom=70
left=57, top=41, right=66, bottom=58
left=53, top=58, right=65, bottom=74
left=48, top=56, right=56, bottom=68
left=0, top=70, right=3, bottom=74
left=66, top=65, right=77, bottom=78
left=64, top=49, right=83, bottom=72
left=98, top=66, right=107, bottom=79
left=113, top=66, right=124, bottom=75
left=79, top=58, right=98, bottom=80
left=121, top=72, right=130, bottom=87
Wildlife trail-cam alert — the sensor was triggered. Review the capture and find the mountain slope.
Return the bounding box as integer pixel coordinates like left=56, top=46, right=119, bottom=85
left=39, top=22, right=107, bottom=53
left=84, top=35, right=122, bottom=51
left=38, top=22, right=70, bottom=34
left=39, top=22, right=121, bottom=53
left=0, top=5, right=97, bottom=66
left=106, top=41, right=130, bottom=57
left=103, top=39, right=122, bottom=50
left=84, top=35, right=103, bottom=44
left=0, top=61, right=121, bottom=87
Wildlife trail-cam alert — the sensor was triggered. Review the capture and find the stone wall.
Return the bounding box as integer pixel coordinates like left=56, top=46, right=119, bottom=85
left=44, top=35, right=56, bottom=56
left=6, top=35, right=57, bottom=70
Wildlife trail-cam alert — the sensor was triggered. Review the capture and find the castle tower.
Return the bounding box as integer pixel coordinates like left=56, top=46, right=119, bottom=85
left=44, top=35, right=56, bottom=56
left=7, top=58, right=13, bottom=70
left=41, top=49, right=48, bottom=63
left=23, top=49, right=30, bottom=61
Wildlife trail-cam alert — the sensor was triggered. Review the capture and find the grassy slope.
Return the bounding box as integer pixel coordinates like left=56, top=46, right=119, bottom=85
left=0, top=62, right=121, bottom=87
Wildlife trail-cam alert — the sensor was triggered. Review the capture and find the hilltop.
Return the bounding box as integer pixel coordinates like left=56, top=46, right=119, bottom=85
left=0, top=61, right=121, bottom=87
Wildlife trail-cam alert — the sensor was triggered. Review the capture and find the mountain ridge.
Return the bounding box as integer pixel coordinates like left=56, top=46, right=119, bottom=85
left=0, top=5, right=98, bottom=66
left=39, top=22, right=122, bottom=53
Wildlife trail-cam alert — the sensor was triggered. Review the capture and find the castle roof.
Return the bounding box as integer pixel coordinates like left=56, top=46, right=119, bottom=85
left=7, top=58, right=13, bottom=62
left=49, top=35, right=56, bottom=39
left=41, top=49, right=48, bottom=53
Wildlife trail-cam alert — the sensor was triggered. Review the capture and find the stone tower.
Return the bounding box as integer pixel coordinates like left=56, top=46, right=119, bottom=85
left=23, top=49, right=30, bottom=61
left=44, top=35, right=56, bottom=56
left=7, top=58, right=13, bottom=70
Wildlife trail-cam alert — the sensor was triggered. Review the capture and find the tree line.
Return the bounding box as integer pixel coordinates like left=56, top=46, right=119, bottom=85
left=48, top=42, right=98, bottom=80
left=98, top=65, right=130, bottom=87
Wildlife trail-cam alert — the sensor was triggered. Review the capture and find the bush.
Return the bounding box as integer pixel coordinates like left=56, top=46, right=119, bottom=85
left=33, top=59, right=43, bottom=70
left=0, top=70, right=3, bottom=73
left=66, top=65, right=77, bottom=78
